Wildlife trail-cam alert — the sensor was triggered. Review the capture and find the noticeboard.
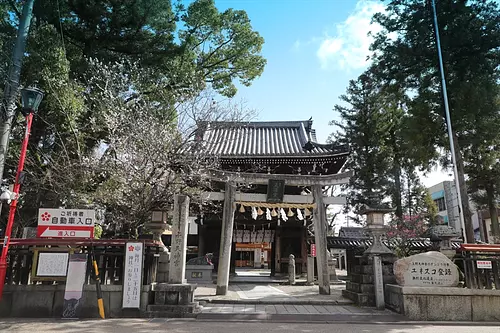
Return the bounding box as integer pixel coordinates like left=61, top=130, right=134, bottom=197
left=266, top=179, right=285, bottom=203
left=31, top=247, right=75, bottom=281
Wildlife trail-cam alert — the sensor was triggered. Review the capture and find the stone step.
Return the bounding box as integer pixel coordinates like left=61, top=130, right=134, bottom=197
left=199, top=299, right=354, bottom=306
left=145, top=303, right=202, bottom=318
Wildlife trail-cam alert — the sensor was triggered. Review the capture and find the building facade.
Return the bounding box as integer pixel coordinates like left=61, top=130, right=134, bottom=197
left=427, top=181, right=480, bottom=239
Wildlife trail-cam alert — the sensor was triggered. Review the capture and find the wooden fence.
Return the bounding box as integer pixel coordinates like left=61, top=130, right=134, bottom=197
left=1, top=238, right=162, bottom=285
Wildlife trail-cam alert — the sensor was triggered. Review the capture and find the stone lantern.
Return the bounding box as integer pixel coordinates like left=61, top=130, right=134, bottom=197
left=360, top=204, right=394, bottom=310
left=147, top=210, right=170, bottom=252
left=361, top=206, right=394, bottom=255
left=429, top=224, right=460, bottom=260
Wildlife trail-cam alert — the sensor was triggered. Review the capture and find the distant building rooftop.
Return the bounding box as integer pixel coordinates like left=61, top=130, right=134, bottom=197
left=338, top=227, right=367, bottom=239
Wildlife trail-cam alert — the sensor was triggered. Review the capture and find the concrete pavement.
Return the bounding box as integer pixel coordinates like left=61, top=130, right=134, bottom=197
left=1, top=319, right=500, bottom=333
left=195, top=282, right=350, bottom=304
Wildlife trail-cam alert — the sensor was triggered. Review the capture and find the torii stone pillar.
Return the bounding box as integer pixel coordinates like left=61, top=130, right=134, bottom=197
left=216, top=182, right=236, bottom=295
left=313, top=184, right=330, bottom=295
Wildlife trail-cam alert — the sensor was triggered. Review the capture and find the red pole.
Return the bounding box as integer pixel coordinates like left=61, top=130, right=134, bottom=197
left=0, top=112, right=33, bottom=300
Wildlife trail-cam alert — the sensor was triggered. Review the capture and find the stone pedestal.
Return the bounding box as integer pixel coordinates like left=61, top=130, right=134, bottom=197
left=146, top=283, right=200, bottom=318
left=342, top=254, right=397, bottom=306
left=156, top=252, right=170, bottom=283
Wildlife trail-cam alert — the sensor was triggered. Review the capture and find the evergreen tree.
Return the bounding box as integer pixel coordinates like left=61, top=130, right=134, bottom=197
left=332, top=73, right=392, bottom=214
left=370, top=0, right=500, bottom=242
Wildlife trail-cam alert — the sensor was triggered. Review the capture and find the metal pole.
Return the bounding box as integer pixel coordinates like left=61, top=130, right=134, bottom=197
left=0, top=112, right=34, bottom=299
left=0, top=0, right=36, bottom=183
left=430, top=0, right=467, bottom=243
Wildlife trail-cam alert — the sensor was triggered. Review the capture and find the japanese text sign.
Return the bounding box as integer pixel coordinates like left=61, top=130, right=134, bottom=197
left=122, top=242, right=143, bottom=308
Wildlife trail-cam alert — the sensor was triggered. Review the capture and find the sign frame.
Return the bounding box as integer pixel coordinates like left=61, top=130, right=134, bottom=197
left=30, top=247, right=76, bottom=282
left=266, top=179, right=285, bottom=203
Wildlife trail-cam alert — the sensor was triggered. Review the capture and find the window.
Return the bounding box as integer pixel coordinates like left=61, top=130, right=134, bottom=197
left=434, top=197, right=446, bottom=212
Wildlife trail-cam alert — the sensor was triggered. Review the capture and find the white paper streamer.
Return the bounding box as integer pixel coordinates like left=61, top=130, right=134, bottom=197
left=251, top=207, right=258, bottom=220
left=280, top=208, right=288, bottom=221
left=266, top=208, right=272, bottom=220
left=297, top=209, right=304, bottom=221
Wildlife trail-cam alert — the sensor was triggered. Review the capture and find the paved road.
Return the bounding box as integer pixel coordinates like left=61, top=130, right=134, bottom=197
left=1, top=319, right=499, bottom=333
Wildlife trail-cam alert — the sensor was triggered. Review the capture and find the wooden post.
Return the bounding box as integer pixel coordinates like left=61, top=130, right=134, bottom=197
left=216, top=183, right=235, bottom=295
left=313, top=184, right=330, bottom=295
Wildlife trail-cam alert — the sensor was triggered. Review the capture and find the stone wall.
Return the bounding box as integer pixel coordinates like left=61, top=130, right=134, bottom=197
left=385, top=284, right=500, bottom=321
left=0, top=285, right=152, bottom=318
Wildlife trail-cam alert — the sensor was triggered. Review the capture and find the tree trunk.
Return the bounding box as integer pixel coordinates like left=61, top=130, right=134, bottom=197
left=453, top=134, right=474, bottom=242
left=486, top=185, right=500, bottom=243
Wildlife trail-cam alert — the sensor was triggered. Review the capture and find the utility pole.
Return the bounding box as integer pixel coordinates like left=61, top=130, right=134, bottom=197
left=430, top=0, right=467, bottom=243
left=0, top=0, right=36, bottom=185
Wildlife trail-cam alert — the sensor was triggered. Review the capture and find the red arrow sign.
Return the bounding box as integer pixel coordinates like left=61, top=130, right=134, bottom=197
left=37, top=225, right=94, bottom=238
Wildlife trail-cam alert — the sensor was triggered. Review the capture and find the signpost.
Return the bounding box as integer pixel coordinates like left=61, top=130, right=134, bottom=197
left=37, top=208, right=95, bottom=238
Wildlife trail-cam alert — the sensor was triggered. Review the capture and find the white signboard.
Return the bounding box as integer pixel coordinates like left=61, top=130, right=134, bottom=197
left=122, top=242, right=143, bottom=308
left=36, top=252, right=69, bottom=277
left=38, top=208, right=95, bottom=227
left=477, top=260, right=492, bottom=269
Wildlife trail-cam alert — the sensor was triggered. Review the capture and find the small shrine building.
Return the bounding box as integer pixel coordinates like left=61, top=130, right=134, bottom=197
left=195, top=119, right=351, bottom=295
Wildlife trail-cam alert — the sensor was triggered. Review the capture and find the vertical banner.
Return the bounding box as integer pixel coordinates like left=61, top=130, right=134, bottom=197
left=62, top=254, right=88, bottom=318
left=122, top=242, right=143, bottom=308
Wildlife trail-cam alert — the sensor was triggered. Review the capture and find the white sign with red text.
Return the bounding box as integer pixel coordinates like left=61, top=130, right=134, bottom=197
left=37, top=208, right=95, bottom=238
left=477, top=260, right=492, bottom=269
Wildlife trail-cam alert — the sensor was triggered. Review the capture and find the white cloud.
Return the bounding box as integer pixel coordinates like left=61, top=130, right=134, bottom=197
left=317, top=0, right=385, bottom=71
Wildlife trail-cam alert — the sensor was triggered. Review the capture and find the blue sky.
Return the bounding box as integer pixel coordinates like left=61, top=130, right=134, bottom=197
left=213, top=0, right=451, bottom=188
left=214, top=0, right=384, bottom=141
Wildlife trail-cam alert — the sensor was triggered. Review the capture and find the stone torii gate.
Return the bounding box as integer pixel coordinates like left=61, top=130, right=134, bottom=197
left=205, top=169, right=352, bottom=295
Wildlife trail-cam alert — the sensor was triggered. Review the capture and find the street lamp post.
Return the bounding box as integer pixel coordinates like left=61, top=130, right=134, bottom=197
left=430, top=0, right=467, bottom=243
left=0, top=86, right=43, bottom=300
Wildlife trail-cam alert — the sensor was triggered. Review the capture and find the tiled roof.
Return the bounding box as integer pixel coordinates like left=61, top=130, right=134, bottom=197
left=338, top=227, right=367, bottom=239
left=327, top=237, right=462, bottom=251
left=199, top=120, right=349, bottom=158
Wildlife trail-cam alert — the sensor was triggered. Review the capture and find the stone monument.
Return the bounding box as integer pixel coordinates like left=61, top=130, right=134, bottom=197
left=146, top=195, right=201, bottom=317
left=393, top=251, right=459, bottom=287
